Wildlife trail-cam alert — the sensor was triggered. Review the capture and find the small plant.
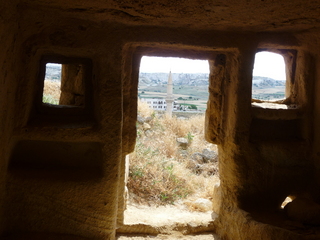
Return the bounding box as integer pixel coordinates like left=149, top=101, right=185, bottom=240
left=186, top=132, right=194, bottom=142
left=43, top=94, right=59, bottom=105
left=130, top=166, right=144, bottom=179
left=165, top=163, right=174, bottom=173
left=137, top=129, right=142, bottom=138
left=160, top=193, right=169, bottom=202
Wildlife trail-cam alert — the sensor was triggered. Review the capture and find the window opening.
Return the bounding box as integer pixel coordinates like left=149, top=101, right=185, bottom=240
left=43, top=63, right=62, bottom=105
left=281, top=196, right=293, bottom=209
left=42, top=62, right=86, bottom=107
left=125, top=56, right=220, bottom=226
left=252, top=51, right=286, bottom=102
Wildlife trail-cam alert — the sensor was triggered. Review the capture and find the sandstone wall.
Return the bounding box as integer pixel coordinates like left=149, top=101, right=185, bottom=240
left=0, top=2, right=320, bottom=240
left=0, top=0, right=21, bottom=236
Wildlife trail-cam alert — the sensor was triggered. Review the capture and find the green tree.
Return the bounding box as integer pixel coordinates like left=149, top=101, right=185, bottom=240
left=189, top=104, right=197, bottom=110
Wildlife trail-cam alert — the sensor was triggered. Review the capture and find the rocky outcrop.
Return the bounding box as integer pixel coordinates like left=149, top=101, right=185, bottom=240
left=192, top=149, right=218, bottom=163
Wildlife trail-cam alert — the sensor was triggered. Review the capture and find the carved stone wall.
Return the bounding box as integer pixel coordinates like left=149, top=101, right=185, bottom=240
left=1, top=1, right=320, bottom=240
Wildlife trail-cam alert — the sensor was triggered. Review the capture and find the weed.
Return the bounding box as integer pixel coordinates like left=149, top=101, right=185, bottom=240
left=186, top=132, right=194, bottom=142
left=130, top=166, right=144, bottom=178
left=160, top=193, right=169, bottom=202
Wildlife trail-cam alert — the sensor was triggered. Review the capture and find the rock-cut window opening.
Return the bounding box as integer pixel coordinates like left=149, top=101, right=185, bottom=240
left=252, top=51, right=287, bottom=102
left=124, top=56, right=220, bottom=226
left=43, top=63, right=62, bottom=105
left=42, top=61, right=86, bottom=108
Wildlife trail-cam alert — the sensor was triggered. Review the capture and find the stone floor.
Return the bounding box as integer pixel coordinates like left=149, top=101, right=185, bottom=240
left=117, top=233, right=219, bottom=239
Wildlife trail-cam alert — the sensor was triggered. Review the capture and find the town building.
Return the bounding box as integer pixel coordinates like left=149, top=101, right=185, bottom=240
left=140, top=97, right=180, bottom=111
left=140, top=71, right=191, bottom=112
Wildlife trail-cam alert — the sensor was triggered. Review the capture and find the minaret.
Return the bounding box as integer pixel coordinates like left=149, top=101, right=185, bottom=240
left=165, top=71, right=174, bottom=117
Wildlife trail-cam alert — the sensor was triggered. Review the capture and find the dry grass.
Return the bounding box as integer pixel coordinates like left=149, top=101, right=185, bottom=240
left=43, top=80, right=61, bottom=104
left=42, top=82, right=220, bottom=210
left=138, top=99, right=154, bottom=118
left=127, top=100, right=219, bottom=208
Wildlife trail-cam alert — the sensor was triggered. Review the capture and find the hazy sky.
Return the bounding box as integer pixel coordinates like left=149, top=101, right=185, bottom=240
left=140, top=52, right=286, bottom=80
left=252, top=52, right=286, bottom=80
left=140, top=57, right=210, bottom=74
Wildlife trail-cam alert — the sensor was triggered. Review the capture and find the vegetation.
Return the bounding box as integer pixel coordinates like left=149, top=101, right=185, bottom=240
left=42, top=80, right=61, bottom=104
left=252, top=92, right=285, bottom=101
left=127, top=100, right=219, bottom=207
left=179, top=103, right=198, bottom=110
left=42, top=78, right=219, bottom=210
left=189, top=104, right=198, bottom=110
left=43, top=94, right=59, bottom=105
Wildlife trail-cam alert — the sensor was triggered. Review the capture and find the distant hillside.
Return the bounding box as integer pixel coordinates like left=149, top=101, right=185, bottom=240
left=252, top=76, right=285, bottom=100
left=44, top=67, right=285, bottom=90
left=43, top=67, right=285, bottom=101
left=45, top=63, right=62, bottom=81
left=252, top=76, right=285, bottom=88
left=139, top=72, right=209, bottom=86
left=139, top=72, right=285, bottom=89
left=139, top=73, right=286, bottom=102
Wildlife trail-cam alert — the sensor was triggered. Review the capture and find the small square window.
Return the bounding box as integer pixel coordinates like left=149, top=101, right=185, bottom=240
left=252, top=49, right=297, bottom=109
left=37, top=56, right=92, bottom=115
left=43, top=62, right=85, bottom=107
left=252, top=51, right=286, bottom=101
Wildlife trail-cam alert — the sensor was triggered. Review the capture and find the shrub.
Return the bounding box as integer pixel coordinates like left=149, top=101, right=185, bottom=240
left=127, top=100, right=219, bottom=206
left=189, top=104, right=197, bottom=110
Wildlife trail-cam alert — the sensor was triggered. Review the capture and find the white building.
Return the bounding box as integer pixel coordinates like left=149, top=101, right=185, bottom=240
left=140, top=98, right=180, bottom=111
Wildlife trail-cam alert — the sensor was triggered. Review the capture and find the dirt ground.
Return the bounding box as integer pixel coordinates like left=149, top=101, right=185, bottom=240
left=118, top=203, right=220, bottom=240
left=124, top=202, right=213, bottom=226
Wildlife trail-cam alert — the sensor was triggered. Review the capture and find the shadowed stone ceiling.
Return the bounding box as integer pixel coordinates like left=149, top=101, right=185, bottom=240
left=20, top=0, right=320, bottom=32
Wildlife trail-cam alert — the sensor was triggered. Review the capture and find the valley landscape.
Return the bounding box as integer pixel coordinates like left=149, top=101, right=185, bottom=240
left=139, top=72, right=286, bottom=111
left=44, top=64, right=286, bottom=110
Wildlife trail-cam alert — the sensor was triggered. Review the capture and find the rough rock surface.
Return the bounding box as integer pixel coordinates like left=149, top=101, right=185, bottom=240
left=193, top=198, right=213, bottom=212
left=202, top=149, right=218, bottom=163
left=137, top=116, right=145, bottom=124
left=1, top=1, right=320, bottom=240
left=285, top=197, right=320, bottom=225
left=176, top=138, right=189, bottom=150
left=17, top=0, right=320, bottom=32
left=142, top=123, right=151, bottom=131
left=192, top=149, right=218, bottom=164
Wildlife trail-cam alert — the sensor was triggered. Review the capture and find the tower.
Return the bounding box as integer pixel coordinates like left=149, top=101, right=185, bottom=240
left=165, top=70, right=174, bottom=116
